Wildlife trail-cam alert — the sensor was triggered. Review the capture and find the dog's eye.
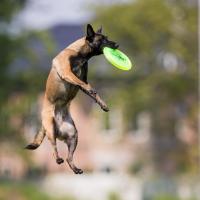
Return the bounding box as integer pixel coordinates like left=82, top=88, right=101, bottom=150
left=103, top=37, right=108, bottom=43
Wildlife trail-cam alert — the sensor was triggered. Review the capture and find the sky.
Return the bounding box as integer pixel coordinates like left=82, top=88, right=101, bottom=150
left=13, top=0, right=130, bottom=31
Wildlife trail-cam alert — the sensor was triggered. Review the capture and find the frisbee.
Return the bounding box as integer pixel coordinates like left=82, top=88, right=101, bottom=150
left=103, top=47, right=132, bottom=70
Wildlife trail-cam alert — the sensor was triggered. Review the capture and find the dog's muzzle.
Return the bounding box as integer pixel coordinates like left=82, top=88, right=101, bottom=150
left=108, top=41, right=119, bottom=49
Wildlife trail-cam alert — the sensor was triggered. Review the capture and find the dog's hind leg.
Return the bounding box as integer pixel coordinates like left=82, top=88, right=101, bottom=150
left=65, top=133, right=83, bottom=174
left=61, top=114, right=83, bottom=174
left=42, top=109, right=64, bottom=165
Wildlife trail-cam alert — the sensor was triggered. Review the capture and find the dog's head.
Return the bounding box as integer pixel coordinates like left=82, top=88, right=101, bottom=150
left=86, top=24, right=119, bottom=55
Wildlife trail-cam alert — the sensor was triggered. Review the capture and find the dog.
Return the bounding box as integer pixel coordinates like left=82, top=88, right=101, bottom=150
left=25, top=24, right=119, bottom=174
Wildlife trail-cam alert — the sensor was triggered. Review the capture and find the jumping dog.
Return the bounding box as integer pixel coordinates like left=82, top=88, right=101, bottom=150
left=25, top=24, right=119, bottom=174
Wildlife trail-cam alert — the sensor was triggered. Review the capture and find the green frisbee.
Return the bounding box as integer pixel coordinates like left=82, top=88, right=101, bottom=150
left=103, top=47, right=132, bottom=70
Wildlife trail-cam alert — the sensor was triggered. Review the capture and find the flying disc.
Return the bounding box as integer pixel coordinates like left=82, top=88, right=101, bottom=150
left=103, top=47, right=132, bottom=70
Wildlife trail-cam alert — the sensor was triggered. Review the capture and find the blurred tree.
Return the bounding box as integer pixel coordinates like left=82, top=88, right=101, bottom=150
left=93, top=0, right=198, bottom=174
left=0, top=0, right=54, bottom=144
left=0, top=0, right=27, bottom=140
left=0, top=0, right=25, bottom=97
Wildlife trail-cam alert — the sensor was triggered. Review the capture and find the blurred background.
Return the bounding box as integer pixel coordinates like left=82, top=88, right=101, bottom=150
left=0, top=0, right=198, bottom=199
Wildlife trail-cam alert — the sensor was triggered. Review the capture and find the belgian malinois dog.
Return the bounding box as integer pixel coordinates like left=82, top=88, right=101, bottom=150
left=25, top=24, right=119, bottom=174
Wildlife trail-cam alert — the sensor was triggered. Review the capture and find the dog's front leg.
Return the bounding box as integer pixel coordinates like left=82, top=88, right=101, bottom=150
left=54, top=59, right=96, bottom=93
left=79, top=86, right=109, bottom=112
left=54, top=59, right=109, bottom=111
left=95, top=93, right=109, bottom=112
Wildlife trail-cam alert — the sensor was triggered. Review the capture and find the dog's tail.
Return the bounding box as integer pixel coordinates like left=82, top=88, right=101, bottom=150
left=25, top=126, right=46, bottom=150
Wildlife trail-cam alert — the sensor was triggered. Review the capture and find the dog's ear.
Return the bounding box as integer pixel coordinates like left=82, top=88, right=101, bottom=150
left=86, top=24, right=95, bottom=41
left=96, top=26, right=102, bottom=34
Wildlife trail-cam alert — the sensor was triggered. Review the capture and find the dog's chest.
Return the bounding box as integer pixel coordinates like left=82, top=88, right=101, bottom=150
left=58, top=58, right=87, bottom=101
left=71, top=57, right=87, bottom=78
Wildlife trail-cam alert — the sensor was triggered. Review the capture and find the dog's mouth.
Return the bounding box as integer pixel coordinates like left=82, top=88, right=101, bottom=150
left=106, top=41, right=119, bottom=49
left=100, top=41, right=119, bottom=52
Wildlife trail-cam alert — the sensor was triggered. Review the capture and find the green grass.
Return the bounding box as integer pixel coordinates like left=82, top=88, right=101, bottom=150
left=0, top=180, right=74, bottom=200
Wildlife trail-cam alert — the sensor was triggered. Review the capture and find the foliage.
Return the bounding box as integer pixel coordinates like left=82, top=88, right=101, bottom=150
left=0, top=0, right=26, bottom=22
left=93, top=0, right=198, bottom=173
left=0, top=1, right=55, bottom=143
left=108, top=192, right=121, bottom=200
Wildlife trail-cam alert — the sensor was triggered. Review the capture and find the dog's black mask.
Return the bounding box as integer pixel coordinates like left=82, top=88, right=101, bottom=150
left=86, top=24, right=119, bottom=55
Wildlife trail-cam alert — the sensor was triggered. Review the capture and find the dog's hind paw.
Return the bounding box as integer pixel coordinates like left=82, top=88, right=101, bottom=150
left=25, top=143, right=39, bottom=150
left=56, top=158, right=64, bottom=165
left=73, top=168, right=83, bottom=174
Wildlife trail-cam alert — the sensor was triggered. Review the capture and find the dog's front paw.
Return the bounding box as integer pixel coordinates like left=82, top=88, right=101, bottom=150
left=101, top=104, right=109, bottom=112
left=84, top=84, right=97, bottom=96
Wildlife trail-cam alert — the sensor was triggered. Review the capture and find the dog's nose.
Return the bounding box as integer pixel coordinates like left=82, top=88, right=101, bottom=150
left=114, top=43, right=119, bottom=49
left=112, top=42, right=119, bottom=49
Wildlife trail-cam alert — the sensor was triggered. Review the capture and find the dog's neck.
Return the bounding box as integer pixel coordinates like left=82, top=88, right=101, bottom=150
left=67, top=37, right=93, bottom=59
